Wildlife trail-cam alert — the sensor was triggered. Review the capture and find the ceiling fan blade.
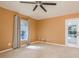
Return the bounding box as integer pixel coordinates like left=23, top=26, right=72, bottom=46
left=43, top=3, right=56, bottom=5
left=20, top=1, right=35, bottom=4
left=40, top=5, right=47, bottom=12
left=33, top=5, right=38, bottom=11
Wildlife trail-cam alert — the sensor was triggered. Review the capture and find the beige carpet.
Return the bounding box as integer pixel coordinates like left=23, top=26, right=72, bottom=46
left=0, top=43, right=79, bottom=58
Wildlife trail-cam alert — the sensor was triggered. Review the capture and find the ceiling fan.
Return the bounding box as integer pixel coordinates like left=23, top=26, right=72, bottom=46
left=20, top=1, right=56, bottom=12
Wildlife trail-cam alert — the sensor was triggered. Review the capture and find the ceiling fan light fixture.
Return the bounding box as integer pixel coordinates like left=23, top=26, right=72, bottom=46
left=20, top=1, right=56, bottom=12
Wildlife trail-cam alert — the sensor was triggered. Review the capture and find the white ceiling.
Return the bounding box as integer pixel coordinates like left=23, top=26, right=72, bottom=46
left=0, top=1, right=79, bottom=20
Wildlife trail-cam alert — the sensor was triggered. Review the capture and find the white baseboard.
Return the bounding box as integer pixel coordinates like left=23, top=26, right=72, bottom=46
left=0, top=48, right=13, bottom=53
left=39, top=41, right=79, bottom=48
left=38, top=41, right=66, bottom=47
left=25, top=40, right=66, bottom=47
left=31, top=41, right=41, bottom=44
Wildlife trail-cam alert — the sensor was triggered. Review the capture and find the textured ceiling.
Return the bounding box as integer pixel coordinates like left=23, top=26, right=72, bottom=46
left=0, top=1, right=79, bottom=20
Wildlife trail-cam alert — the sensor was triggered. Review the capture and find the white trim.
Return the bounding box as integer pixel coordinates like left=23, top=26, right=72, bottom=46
left=31, top=41, right=66, bottom=47
left=31, top=41, right=41, bottom=44
left=44, top=41, right=79, bottom=48
left=0, top=48, right=13, bottom=53
left=37, top=41, right=79, bottom=48
left=65, top=20, right=68, bottom=46
left=40, top=41, right=66, bottom=47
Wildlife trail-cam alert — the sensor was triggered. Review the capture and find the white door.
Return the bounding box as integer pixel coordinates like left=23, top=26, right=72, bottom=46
left=65, top=18, right=79, bottom=48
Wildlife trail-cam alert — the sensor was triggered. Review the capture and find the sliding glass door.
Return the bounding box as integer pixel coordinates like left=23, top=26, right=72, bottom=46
left=65, top=18, right=79, bottom=48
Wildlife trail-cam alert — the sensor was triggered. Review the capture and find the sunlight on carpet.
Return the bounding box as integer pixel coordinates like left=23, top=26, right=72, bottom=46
left=26, top=45, right=42, bottom=49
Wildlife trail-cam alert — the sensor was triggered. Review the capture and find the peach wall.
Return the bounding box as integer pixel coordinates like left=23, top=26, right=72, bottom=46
left=0, top=7, right=37, bottom=51
left=0, top=7, right=14, bottom=50
left=37, top=13, right=79, bottom=45
left=29, top=19, right=37, bottom=42
left=1, top=6, right=79, bottom=51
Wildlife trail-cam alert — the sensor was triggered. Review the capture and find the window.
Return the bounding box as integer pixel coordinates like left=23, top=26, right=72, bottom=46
left=20, top=20, right=28, bottom=41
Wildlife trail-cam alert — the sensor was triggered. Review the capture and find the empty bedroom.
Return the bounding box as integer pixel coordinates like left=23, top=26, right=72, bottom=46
left=0, top=0, right=79, bottom=58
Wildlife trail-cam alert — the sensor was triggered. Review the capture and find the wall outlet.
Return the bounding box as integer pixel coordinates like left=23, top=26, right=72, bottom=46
left=8, top=42, right=11, bottom=47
